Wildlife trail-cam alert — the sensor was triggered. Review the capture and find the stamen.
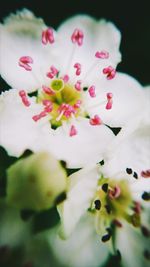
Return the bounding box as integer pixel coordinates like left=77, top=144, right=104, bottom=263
left=95, top=50, right=109, bottom=59
left=75, top=80, right=82, bottom=91
left=94, top=199, right=101, bottom=210
left=101, top=183, right=108, bottom=193
left=101, top=228, right=112, bottom=242
left=141, top=226, right=150, bottom=238
left=42, top=28, right=54, bottom=45
left=103, top=66, right=116, bottom=80
left=126, top=168, right=133, bottom=175
left=108, top=185, right=121, bottom=200
left=47, top=66, right=58, bottom=79
left=88, top=85, right=96, bottom=98
left=106, top=92, right=113, bottom=110
left=105, top=204, right=112, bottom=214
left=141, top=169, right=150, bottom=178
left=42, top=85, right=55, bottom=95
left=113, top=219, right=123, bottom=228
left=69, top=125, right=78, bottom=137
left=19, top=56, right=33, bottom=71
left=74, top=63, right=81, bottom=76
left=142, top=191, right=150, bottom=201
left=32, top=110, right=47, bottom=122
left=73, top=100, right=82, bottom=109
left=133, top=171, right=138, bottom=179
left=133, top=201, right=141, bottom=214
left=89, top=115, right=102, bottom=126
left=62, top=75, right=70, bottom=83
left=19, top=90, right=31, bottom=107
left=71, top=29, right=84, bottom=46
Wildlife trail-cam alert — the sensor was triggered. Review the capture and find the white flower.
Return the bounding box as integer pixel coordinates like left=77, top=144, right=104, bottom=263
left=49, top=125, right=150, bottom=267
left=0, top=9, right=147, bottom=168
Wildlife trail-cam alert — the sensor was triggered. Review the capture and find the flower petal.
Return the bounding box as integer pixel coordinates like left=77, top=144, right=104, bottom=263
left=0, top=89, right=50, bottom=157
left=102, top=125, right=150, bottom=180
left=116, top=222, right=150, bottom=267
left=57, top=15, right=121, bottom=80
left=0, top=9, right=58, bottom=92
left=86, top=72, right=147, bottom=127
left=58, top=166, right=99, bottom=239
left=49, top=216, right=109, bottom=267
left=46, top=118, right=114, bottom=168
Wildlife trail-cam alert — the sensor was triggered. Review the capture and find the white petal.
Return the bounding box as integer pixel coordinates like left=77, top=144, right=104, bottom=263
left=46, top=118, right=114, bottom=168
left=116, top=222, right=150, bottom=267
left=86, top=72, right=146, bottom=127
left=102, top=125, right=150, bottom=180
left=57, top=15, right=121, bottom=80
left=58, top=166, right=99, bottom=238
left=0, top=88, right=50, bottom=157
left=49, top=216, right=109, bottom=267
left=0, top=9, right=58, bottom=92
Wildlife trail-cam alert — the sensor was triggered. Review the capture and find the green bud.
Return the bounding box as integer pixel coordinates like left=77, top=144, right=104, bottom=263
left=6, top=152, right=67, bottom=211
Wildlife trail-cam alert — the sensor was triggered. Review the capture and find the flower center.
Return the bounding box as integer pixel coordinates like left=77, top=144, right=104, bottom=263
left=89, top=177, right=142, bottom=241
left=37, top=78, right=84, bottom=127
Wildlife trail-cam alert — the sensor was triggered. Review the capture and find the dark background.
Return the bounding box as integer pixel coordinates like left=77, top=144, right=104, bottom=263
left=0, top=0, right=150, bottom=91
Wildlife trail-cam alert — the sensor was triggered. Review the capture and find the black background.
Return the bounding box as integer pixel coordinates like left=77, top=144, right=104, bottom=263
left=0, top=0, right=150, bottom=91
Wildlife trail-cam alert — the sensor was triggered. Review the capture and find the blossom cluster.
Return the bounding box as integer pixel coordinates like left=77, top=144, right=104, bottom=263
left=0, top=9, right=149, bottom=267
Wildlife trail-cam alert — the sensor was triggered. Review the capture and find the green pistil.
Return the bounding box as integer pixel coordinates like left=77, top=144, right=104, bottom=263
left=51, top=79, right=64, bottom=92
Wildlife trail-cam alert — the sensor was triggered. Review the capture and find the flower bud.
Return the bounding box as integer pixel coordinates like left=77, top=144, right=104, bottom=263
left=6, top=152, right=67, bottom=211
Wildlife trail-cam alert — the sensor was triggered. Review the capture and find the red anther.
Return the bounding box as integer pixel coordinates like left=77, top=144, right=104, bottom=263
left=133, top=201, right=141, bottom=214
left=19, top=90, right=31, bottom=107
left=89, top=115, right=102, bottom=126
left=95, top=50, right=109, bottom=59
left=71, top=29, right=84, bottom=46
left=44, top=105, right=53, bottom=113
left=74, top=100, right=82, bottom=109
left=74, top=63, right=81, bottom=76
left=113, top=219, right=123, bottom=228
left=42, top=99, right=52, bottom=106
left=42, top=85, right=55, bottom=95
left=69, top=125, right=78, bottom=137
left=75, top=80, right=82, bottom=91
left=46, top=65, right=58, bottom=79
left=108, top=185, right=121, bottom=200
left=62, top=75, right=69, bottom=83
left=141, top=169, right=150, bottom=178
left=103, top=66, right=116, bottom=80
left=19, top=56, right=33, bottom=71
left=106, top=92, right=113, bottom=110
left=42, top=28, right=55, bottom=45
left=88, top=85, right=96, bottom=98
left=32, top=110, right=47, bottom=122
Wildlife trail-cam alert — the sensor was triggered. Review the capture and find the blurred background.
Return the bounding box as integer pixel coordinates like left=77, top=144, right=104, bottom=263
left=0, top=0, right=150, bottom=92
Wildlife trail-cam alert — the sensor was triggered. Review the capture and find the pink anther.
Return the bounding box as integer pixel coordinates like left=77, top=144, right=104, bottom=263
left=141, top=169, right=150, bottom=178
left=106, top=92, right=113, bottom=110
left=71, top=29, right=84, bottom=46
left=42, top=99, right=52, bottom=106
left=69, top=125, right=78, bottom=137
left=47, top=65, right=58, bottom=79
left=75, top=80, right=82, bottom=91
left=42, top=85, right=55, bottom=95
left=103, top=66, right=116, bottom=80
left=19, top=56, right=33, bottom=71
left=74, top=63, right=81, bottom=76
left=74, top=100, right=82, bottom=109
left=95, top=50, right=109, bottom=59
left=113, top=219, right=123, bottom=228
left=32, top=110, right=47, bottom=122
left=42, top=28, right=55, bottom=45
left=108, top=185, right=121, bottom=200
left=19, top=90, right=31, bottom=107
left=133, top=201, right=141, bottom=214
left=89, top=115, right=102, bottom=126
left=62, top=75, right=70, bottom=83
left=88, top=85, right=96, bottom=98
